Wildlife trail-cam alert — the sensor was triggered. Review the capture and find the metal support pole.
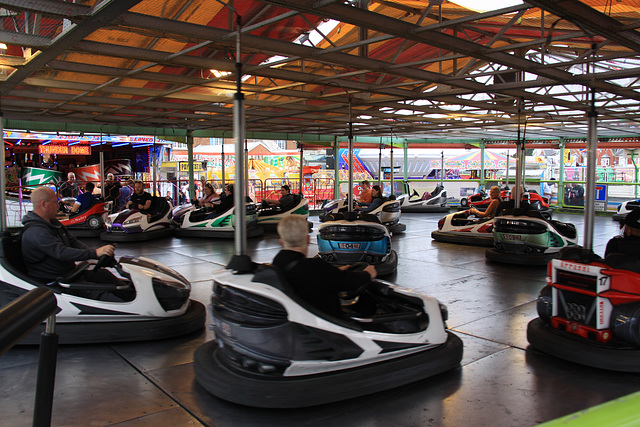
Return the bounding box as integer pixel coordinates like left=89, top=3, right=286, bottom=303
left=390, top=133, right=394, bottom=197
left=480, top=141, right=486, bottom=191
left=347, top=103, right=354, bottom=213
left=187, top=130, right=194, bottom=202
left=505, top=149, right=510, bottom=188
left=514, top=109, right=523, bottom=209
left=403, top=141, right=408, bottom=182
left=299, top=144, right=304, bottom=196
left=440, top=151, right=444, bottom=187
left=0, top=112, right=5, bottom=232
left=584, top=94, right=598, bottom=251
left=377, top=141, right=383, bottom=187
left=33, top=315, right=58, bottom=427
left=221, top=142, right=226, bottom=189
left=99, top=150, right=105, bottom=199
left=152, top=137, right=158, bottom=196
left=233, top=19, right=247, bottom=258
left=333, top=137, right=339, bottom=199
left=559, top=138, right=565, bottom=207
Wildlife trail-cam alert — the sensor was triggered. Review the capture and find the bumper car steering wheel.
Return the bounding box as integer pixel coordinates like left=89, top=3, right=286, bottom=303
left=339, top=262, right=373, bottom=299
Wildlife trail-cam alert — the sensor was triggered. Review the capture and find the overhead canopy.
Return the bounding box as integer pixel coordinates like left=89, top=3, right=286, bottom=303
left=1, top=1, right=640, bottom=144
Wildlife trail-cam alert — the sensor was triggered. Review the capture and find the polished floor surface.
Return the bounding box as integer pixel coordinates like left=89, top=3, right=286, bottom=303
left=2, top=212, right=639, bottom=426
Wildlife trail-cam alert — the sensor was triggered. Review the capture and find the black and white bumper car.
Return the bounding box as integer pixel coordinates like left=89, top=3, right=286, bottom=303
left=612, top=199, right=640, bottom=222
left=194, top=264, right=463, bottom=408
left=172, top=203, right=263, bottom=239
left=0, top=232, right=205, bottom=344
left=101, top=196, right=174, bottom=242
left=320, top=198, right=406, bottom=234
left=400, top=185, right=450, bottom=213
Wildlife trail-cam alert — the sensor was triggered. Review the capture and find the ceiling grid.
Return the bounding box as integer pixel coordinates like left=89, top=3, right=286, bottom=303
left=0, top=0, right=638, bottom=144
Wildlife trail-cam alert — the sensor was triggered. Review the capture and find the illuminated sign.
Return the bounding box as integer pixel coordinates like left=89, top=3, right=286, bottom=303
left=39, top=145, right=91, bottom=156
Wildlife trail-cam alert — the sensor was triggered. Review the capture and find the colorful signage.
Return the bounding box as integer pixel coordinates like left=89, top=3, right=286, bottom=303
left=39, top=144, right=91, bottom=155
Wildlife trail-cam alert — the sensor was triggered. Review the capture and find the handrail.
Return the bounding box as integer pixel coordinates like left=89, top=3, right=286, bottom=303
left=0, top=287, right=57, bottom=356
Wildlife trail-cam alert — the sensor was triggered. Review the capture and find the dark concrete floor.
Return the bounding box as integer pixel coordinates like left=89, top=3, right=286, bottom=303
left=2, top=212, right=639, bottom=426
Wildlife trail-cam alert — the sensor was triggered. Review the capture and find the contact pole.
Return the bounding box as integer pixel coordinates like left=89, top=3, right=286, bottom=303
left=390, top=131, right=394, bottom=197
left=221, top=142, right=225, bottom=188
left=299, top=144, right=303, bottom=196
left=584, top=88, right=598, bottom=251
left=377, top=140, right=383, bottom=187
left=514, top=107, right=523, bottom=209
left=0, top=112, right=5, bottom=232
left=233, top=15, right=247, bottom=258
left=347, top=98, right=354, bottom=213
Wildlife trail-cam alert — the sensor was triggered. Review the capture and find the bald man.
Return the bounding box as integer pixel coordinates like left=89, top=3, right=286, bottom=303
left=22, top=186, right=115, bottom=283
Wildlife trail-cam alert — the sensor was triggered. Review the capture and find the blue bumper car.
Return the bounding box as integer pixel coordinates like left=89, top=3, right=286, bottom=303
left=317, top=214, right=398, bottom=276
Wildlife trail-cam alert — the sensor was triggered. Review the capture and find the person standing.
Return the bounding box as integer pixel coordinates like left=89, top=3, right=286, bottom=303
left=59, top=172, right=80, bottom=198
left=104, top=173, right=121, bottom=210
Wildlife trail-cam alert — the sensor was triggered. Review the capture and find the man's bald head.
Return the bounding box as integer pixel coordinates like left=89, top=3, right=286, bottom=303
left=31, top=186, right=58, bottom=221
left=31, top=186, right=57, bottom=205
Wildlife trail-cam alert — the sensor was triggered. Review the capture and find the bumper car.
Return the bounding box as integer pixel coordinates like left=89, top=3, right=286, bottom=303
left=470, top=190, right=552, bottom=216
left=193, top=263, right=463, bottom=408
left=101, top=196, right=173, bottom=242
left=527, top=248, right=640, bottom=372
left=400, top=185, right=450, bottom=213
left=173, top=203, right=263, bottom=238
left=486, top=210, right=578, bottom=265
left=317, top=213, right=398, bottom=276
left=459, top=189, right=486, bottom=208
left=431, top=211, right=496, bottom=246
left=257, top=194, right=312, bottom=230
left=58, top=200, right=112, bottom=238
left=612, top=198, right=640, bottom=222
left=0, top=232, right=205, bottom=344
left=320, top=198, right=406, bottom=234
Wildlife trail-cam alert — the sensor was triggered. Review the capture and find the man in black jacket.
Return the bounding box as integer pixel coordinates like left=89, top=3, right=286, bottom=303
left=22, top=187, right=115, bottom=283
left=272, top=215, right=377, bottom=317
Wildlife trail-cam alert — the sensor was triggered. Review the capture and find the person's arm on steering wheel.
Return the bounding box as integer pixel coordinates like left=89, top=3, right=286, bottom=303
left=96, top=245, right=115, bottom=258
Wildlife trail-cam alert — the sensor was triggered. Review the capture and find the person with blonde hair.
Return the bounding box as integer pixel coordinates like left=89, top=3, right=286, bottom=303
left=272, top=215, right=377, bottom=317
left=469, top=186, right=501, bottom=219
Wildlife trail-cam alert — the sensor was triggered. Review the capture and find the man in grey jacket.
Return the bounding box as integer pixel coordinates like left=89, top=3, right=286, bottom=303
left=22, top=186, right=115, bottom=283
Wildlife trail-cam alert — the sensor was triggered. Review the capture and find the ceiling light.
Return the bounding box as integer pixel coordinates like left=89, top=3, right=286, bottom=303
left=449, top=0, right=523, bottom=13
left=210, top=69, right=231, bottom=78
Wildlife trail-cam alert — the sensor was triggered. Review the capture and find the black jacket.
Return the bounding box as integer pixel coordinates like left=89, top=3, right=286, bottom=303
left=272, top=250, right=372, bottom=317
left=21, top=211, right=96, bottom=282
left=605, top=235, right=640, bottom=259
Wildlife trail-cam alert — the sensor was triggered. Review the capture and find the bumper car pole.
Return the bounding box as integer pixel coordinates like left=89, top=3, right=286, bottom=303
left=0, top=112, right=5, bottom=232
left=583, top=86, right=598, bottom=251
left=390, top=132, right=394, bottom=197
left=228, top=15, right=251, bottom=272
left=348, top=97, right=354, bottom=213
left=514, top=104, right=525, bottom=209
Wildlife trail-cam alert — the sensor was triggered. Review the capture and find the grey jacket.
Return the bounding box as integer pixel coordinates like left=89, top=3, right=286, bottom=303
left=21, top=211, right=97, bottom=282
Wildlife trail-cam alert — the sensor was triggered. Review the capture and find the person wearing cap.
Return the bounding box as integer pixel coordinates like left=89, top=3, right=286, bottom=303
left=605, top=207, right=640, bottom=258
